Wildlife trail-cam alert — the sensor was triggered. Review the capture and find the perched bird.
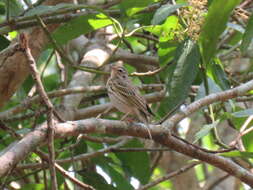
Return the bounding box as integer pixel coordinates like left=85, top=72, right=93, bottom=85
left=106, top=65, right=154, bottom=139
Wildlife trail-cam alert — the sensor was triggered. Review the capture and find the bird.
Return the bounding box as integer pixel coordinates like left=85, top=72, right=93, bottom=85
left=106, top=65, right=154, bottom=139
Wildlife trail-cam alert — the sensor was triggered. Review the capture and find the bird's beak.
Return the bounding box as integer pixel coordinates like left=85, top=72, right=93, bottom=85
left=111, top=65, right=117, bottom=71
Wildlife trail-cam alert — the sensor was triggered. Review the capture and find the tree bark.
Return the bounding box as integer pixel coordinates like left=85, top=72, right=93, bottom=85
left=0, top=0, right=72, bottom=108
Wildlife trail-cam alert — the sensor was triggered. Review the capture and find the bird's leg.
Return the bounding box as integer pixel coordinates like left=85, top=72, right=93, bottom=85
left=143, top=123, right=152, bottom=140
left=96, top=106, right=113, bottom=119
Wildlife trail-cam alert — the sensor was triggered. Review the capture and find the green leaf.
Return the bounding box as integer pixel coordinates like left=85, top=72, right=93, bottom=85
left=207, top=59, right=230, bottom=90
left=115, top=139, right=151, bottom=184
left=51, top=13, right=113, bottom=46
left=97, top=159, right=134, bottom=190
left=242, top=131, right=253, bottom=153
left=194, top=120, right=219, bottom=143
left=0, top=2, right=5, bottom=15
left=120, top=0, right=154, bottom=17
left=20, top=184, right=44, bottom=190
left=220, top=151, right=253, bottom=158
left=7, top=0, right=24, bottom=17
left=0, top=35, right=10, bottom=51
left=157, top=16, right=180, bottom=66
left=241, top=13, right=253, bottom=54
left=232, top=109, right=253, bottom=118
left=159, top=40, right=200, bottom=115
left=151, top=3, right=186, bottom=25
left=44, top=74, right=59, bottom=91
left=79, top=171, right=117, bottom=190
left=199, top=0, right=242, bottom=64
left=24, top=3, right=76, bottom=17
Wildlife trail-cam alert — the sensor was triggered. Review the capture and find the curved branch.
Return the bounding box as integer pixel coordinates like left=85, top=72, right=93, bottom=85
left=163, top=79, right=253, bottom=129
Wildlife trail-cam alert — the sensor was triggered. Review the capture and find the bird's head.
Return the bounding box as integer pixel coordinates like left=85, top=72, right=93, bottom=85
left=111, top=66, right=128, bottom=79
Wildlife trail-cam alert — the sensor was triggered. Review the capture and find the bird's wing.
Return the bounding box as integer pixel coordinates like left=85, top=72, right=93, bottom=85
left=113, top=79, right=152, bottom=116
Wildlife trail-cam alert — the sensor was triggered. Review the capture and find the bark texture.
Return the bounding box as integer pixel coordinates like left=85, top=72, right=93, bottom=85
left=0, top=0, right=72, bottom=108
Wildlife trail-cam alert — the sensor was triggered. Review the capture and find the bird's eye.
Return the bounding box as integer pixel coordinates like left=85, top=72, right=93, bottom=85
left=118, top=69, right=123, bottom=73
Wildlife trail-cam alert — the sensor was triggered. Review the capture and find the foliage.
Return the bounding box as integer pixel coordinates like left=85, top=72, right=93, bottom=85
left=0, top=0, right=253, bottom=189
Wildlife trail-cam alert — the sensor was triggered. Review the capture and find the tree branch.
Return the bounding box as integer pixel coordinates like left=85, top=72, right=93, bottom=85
left=1, top=119, right=253, bottom=187
left=163, top=79, right=253, bottom=129
left=20, top=33, right=58, bottom=190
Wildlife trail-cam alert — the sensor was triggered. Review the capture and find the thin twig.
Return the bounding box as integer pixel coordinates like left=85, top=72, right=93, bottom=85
left=230, top=115, right=253, bottom=150
left=58, top=135, right=127, bottom=153
left=172, top=134, right=237, bottom=154
left=19, top=138, right=132, bottom=170
left=0, top=121, right=21, bottom=139
left=130, top=64, right=168, bottom=77
left=110, top=147, right=171, bottom=152
left=206, top=174, right=230, bottom=190
left=150, top=149, right=164, bottom=174
left=138, top=161, right=201, bottom=190
left=20, top=33, right=58, bottom=190
left=0, top=84, right=164, bottom=120
left=2, top=109, right=47, bottom=122
left=55, top=163, right=95, bottom=190
left=43, top=161, right=48, bottom=190
left=35, top=150, right=95, bottom=190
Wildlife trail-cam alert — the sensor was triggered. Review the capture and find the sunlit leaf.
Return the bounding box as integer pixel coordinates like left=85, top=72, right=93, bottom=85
left=220, top=151, right=253, bottom=158
left=158, top=16, right=179, bottom=66
left=51, top=13, right=113, bottom=46
left=120, top=0, right=155, bottom=16
left=20, top=184, right=44, bottom=190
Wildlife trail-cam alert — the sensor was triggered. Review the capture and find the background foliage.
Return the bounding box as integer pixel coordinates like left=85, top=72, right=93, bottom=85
left=0, top=0, right=253, bottom=189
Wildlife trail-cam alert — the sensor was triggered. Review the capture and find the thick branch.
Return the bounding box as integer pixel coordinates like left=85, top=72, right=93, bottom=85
left=1, top=119, right=253, bottom=187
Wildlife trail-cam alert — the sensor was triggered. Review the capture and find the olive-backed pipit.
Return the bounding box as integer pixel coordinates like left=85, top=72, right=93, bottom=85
left=106, top=66, right=154, bottom=139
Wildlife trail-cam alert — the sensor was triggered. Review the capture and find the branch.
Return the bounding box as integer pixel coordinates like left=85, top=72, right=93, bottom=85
left=163, top=79, right=253, bottom=129
left=20, top=33, right=58, bottom=189
left=112, top=50, right=159, bottom=67
left=1, top=119, right=253, bottom=187
left=75, top=90, right=165, bottom=119
left=18, top=137, right=131, bottom=170
left=35, top=150, right=95, bottom=190
left=0, top=84, right=163, bottom=120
